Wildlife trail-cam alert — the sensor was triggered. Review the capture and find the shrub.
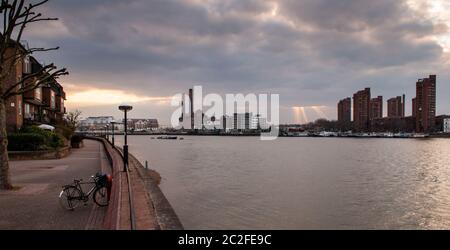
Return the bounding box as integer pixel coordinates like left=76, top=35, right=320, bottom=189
left=71, top=134, right=84, bottom=144
left=55, top=125, right=75, bottom=140
left=8, top=126, right=65, bottom=151
left=20, top=126, right=47, bottom=134
left=49, top=133, right=65, bottom=148
left=7, top=133, right=47, bottom=151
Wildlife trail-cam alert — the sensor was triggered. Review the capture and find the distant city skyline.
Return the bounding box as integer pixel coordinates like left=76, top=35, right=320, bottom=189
left=338, top=74, right=437, bottom=133
left=22, top=0, right=450, bottom=125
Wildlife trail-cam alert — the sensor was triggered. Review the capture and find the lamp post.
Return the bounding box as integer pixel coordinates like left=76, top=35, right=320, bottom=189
left=110, top=121, right=116, bottom=146
left=119, top=104, right=133, bottom=172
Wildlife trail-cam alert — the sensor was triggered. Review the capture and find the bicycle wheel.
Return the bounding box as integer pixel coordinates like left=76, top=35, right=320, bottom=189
left=59, top=186, right=83, bottom=210
left=93, top=186, right=109, bottom=207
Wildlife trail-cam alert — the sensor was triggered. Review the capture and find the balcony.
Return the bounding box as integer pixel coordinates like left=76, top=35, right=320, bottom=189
left=23, top=113, right=41, bottom=125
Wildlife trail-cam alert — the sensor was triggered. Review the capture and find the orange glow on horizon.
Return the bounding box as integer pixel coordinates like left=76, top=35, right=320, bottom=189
left=65, top=88, right=171, bottom=108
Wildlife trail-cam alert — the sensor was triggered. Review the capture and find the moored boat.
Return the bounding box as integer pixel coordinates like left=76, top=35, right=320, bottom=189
left=157, top=136, right=178, bottom=140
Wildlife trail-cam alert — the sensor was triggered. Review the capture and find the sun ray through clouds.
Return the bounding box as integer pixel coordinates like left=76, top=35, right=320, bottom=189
left=311, top=106, right=329, bottom=120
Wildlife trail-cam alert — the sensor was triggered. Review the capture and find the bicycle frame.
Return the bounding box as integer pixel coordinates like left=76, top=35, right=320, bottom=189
left=77, top=182, right=96, bottom=198
left=73, top=178, right=102, bottom=200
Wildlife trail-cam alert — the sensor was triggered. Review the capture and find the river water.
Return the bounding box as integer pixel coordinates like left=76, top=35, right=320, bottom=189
left=115, top=135, right=450, bottom=229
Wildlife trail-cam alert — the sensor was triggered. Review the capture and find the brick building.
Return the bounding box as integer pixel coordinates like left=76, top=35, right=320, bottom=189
left=353, top=88, right=371, bottom=132
left=369, top=96, right=383, bottom=120
left=414, top=75, right=436, bottom=133
left=4, top=43, right=24, bottom=132
left=370, top=116, right=415, bottom=133
left=387, top=95, right=405, bottom=118
left=337, top=97, right=351, bottom=123
left=2, top=41, right=66, bottom=133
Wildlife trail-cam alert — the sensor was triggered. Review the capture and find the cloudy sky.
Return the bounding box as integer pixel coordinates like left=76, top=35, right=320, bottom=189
left=23, top=0, right=450, bottom=125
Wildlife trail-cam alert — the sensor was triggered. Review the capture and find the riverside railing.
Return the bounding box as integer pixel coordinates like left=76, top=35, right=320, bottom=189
left=85, top=136, right=136, bottom=230
left=111, top=143, right=136, bottom=230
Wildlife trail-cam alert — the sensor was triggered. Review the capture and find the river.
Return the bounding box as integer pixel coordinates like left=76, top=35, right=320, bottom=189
left=114, top=135, right=450, bottom=229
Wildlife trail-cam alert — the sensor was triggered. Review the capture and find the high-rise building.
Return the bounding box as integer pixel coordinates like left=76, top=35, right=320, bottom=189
left=337, top=97, right=351, bottom=123
left=412, top=97, right=417, bottom=117
left=387, top=95, right=405, bottom=118
left=353, top=88, right=371, bottom=132
left=370, top=96, right=383, bottom=120
left=415, top=75, right=436, bottom=133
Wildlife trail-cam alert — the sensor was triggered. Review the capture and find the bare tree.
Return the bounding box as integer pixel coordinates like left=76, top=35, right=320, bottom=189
left=0, top=0, right=68, bottom=190
left=65, top=109, right=82, bottom=130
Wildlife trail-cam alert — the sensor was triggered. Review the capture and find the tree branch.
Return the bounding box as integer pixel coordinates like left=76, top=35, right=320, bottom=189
left=1, top=0, right=66, bottom=97
left=3, top=67, right=68, bottom=99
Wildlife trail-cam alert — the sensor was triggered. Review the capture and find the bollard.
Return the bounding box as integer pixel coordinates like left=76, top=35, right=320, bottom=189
left=106, top=174, right=113, bottom=201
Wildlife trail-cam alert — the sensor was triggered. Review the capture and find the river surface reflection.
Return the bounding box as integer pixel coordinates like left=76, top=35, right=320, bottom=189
left=115, top=136, right=450, bottom=229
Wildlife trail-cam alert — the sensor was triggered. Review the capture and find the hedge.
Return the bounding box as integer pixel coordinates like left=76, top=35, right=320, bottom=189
left=7, top=133, right=47, bottom=151
left=8, top=126, right=65, bottom=151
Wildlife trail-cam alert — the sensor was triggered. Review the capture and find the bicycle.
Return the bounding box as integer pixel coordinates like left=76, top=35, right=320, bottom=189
left=59, top=172, right=110, bottom=210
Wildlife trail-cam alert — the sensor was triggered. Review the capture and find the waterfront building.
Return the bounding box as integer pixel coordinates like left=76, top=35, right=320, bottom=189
left=370, top=116, right=415, bottom=133
left=42, top=79, right=66, bottom=125
left=387, top=95, right=405, bottom=118
left=233, top=113, right=252, bottom=130
left=251, top=115, right=269, bottom=130
left=3, top=41, right=66, bottom=133
left=337, top=98, right=351, bottom=123
left=444, top=118, right=450, bottom=133
left=4, top=43, right=25, bottom=132
left=245, top=113, right=251, bottom=130
left=353, top=88, right=371, bottom=132
left=78, top=116, right=114, bottom=131
left=369, top=96, right=383, bottom=120
left=435, top=115, right=450, bottom=133
left=127, top=119, right=159, bottom=131
left=221, top=115, right=234, bottom=131
left=414, top=75, right=436, bottom=133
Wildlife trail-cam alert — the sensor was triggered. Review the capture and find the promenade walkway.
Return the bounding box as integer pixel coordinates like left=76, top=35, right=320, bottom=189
left=0, top=140, right=110, bottom=229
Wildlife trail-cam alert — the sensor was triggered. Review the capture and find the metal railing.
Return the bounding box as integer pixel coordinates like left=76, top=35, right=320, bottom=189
left=110, top=142, right=136, bottom=230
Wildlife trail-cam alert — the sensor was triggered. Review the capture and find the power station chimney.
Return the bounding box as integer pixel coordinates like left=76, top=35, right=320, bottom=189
left=189, top=88, right=194, bottom=130
left=402, top=94, right=405, bottom=117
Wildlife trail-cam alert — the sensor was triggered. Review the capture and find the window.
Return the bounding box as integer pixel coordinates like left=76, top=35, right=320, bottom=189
left=23, top=56, right=31, bottom=74
left=18, top=100, right=22, bottom=115
left=50, top=91, right=55, bottom=109
left=35, top=87, right=42, bottom=100
left=25, top=103, right=31, bottom=118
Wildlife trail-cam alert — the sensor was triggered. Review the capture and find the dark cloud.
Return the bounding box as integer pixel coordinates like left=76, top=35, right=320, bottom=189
left=22, top=0, right=450, bottom=122
left=279, top=0, right=406, bottom=32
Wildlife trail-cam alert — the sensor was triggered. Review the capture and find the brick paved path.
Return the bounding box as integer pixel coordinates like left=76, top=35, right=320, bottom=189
left=0, top=140, right=109, bottom=229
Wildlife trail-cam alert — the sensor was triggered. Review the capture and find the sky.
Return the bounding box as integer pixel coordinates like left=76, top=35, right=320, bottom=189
left=22, top=0, right=450, bottom=126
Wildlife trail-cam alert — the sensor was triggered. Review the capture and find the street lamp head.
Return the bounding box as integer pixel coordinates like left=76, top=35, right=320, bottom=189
left=119, top=104, right=133, bottom=112
left=110, top=120, right=117, bottom=125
